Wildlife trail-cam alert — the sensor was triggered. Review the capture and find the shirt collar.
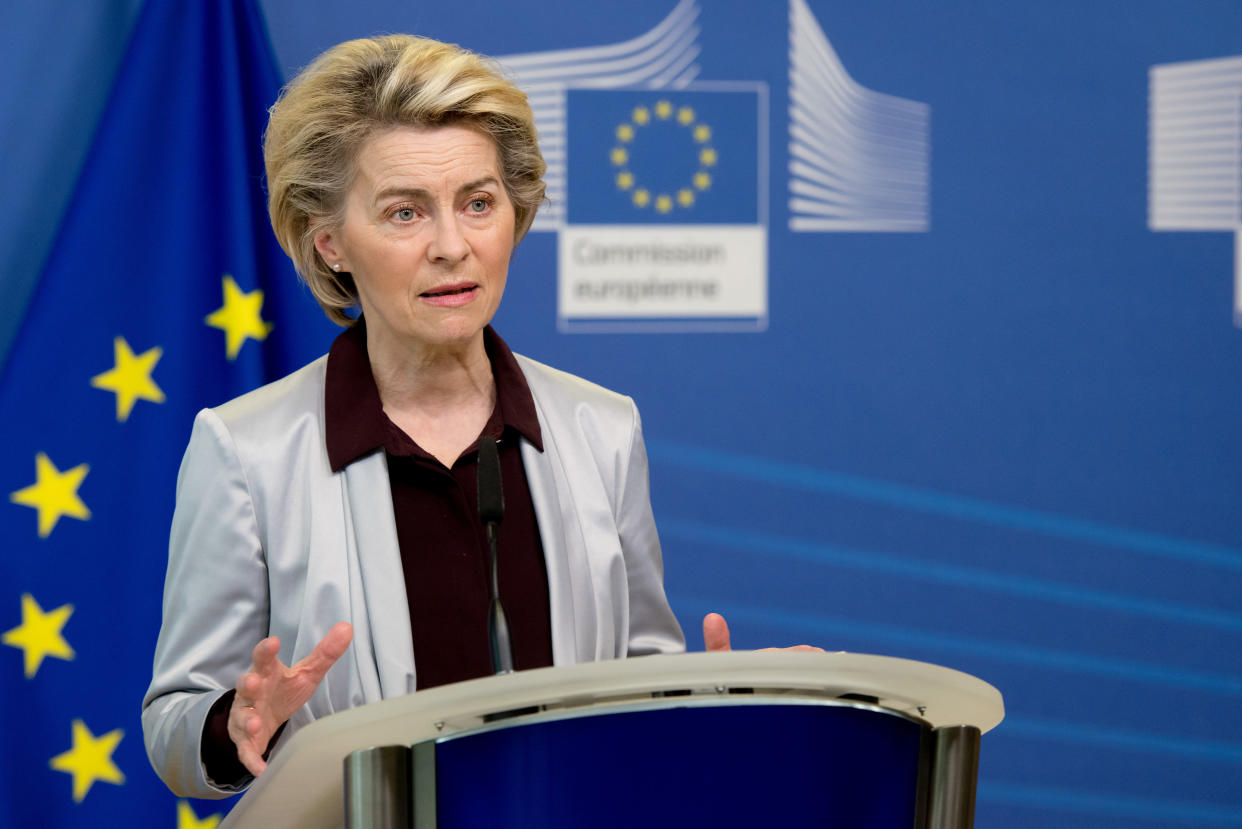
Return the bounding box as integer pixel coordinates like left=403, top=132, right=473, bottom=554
left=324, top=321, right=543, bottom=472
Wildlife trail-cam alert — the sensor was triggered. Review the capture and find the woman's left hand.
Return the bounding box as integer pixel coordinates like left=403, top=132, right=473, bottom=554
left=702, top=612, right=825, bottom=653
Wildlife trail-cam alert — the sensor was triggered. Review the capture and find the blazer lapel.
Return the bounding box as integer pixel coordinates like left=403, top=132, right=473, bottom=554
left=521, top=436, right=599, bottom=664
left=342, top=452, right=417, bottom=698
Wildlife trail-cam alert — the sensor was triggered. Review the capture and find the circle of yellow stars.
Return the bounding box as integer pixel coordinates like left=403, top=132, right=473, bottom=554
left=610, top=99, right=717, bottom=214
left=3, top=272, right=266, bottom=817
left=9, top=276, right=273, bottom=543
left=3, top=591, right=222, bottom=820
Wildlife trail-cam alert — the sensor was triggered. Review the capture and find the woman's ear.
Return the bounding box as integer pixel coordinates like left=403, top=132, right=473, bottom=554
left=313, top=225, right=344, bottom=271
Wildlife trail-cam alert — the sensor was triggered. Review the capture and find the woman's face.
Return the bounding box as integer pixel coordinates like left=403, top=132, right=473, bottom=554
left=314, top=125, right=515, bottom=354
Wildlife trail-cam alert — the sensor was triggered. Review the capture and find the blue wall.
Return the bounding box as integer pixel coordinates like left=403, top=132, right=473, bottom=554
left=3, top=2, right=1240, bottom=826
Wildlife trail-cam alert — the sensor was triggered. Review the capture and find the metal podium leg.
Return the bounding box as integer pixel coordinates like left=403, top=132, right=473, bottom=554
left=411, top=741, right=437, bottom=829
left=928, top=725, right=981, bottom=829
left=344, top=745, right=411, bottom=829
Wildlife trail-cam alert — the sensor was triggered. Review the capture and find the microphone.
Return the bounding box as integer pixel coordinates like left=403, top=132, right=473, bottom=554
left=476, top=435, right=514, bottom=675
left=477, top=435, right=504, bottom=524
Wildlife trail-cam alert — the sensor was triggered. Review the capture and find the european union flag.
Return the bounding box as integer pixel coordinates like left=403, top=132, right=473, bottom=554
left=0, top=0, right=334, bottom=825
left=566, top=87, right=763, bottom=225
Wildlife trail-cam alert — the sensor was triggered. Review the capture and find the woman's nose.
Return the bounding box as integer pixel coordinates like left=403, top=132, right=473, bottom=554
left=427, top=216, right=469, bottom=263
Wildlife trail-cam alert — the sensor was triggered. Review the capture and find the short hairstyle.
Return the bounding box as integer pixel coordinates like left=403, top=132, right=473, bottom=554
left=264, top=35, right=546, bottom=326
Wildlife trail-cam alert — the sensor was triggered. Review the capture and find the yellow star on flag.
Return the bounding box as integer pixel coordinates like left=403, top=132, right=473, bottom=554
left=3, top=593, right=74, bottom=678
left=10, top=452, right=90, bottom=538
left=49, top=719, right=124, bottom=803
left=178, top=800, right=222, bottom=829
left=90, top=336, right=165, bottom=421
left=205, top=274, right=272, bottom=360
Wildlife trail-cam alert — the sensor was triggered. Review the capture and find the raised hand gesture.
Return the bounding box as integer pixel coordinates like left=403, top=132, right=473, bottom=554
left=227, top=621, right=353, bottom=776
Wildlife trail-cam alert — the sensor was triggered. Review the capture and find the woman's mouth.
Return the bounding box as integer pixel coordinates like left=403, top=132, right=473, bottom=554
left=419, top=283, right=479, bottom=307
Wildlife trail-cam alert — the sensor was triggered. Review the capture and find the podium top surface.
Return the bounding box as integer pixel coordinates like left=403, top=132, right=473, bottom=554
left=221, top=651, right=1004, bottom=829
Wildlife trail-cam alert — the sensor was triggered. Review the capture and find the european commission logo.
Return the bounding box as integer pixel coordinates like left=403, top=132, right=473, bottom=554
left=569, top=90, right=761, bottom=225
left=497, top=0, right=929, bottom=332
left=559, top=87, right=767, bottom=332
left=1148, top=54, right=1242, bottom=327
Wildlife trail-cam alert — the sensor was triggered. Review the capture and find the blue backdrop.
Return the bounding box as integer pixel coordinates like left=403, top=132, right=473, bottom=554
left=2, top=2, right=1239, bottom=827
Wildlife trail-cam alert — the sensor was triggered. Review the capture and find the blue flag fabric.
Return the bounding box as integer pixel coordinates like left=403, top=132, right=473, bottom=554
left=0, top=0, right=335, bottom=825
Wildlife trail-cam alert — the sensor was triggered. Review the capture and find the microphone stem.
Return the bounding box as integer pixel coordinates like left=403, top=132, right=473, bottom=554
left=486, top=521, right=514, bottom=674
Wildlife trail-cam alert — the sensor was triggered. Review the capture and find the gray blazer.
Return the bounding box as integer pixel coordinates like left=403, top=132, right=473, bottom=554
left=141, top=352, right=685, bottom=798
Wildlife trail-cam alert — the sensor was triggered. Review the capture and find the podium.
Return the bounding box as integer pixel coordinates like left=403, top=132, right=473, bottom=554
left=219, top=652, right=1003, bottom=829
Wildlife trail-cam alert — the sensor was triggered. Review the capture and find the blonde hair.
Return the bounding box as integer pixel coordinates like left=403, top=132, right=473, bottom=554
left=264, top=35, right=546, bottom=326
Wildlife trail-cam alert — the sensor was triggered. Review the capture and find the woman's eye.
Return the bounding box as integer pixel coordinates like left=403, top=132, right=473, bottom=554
left=468, top=198, right=489, bottom=213
left=394, top=208, right=416, bottom=221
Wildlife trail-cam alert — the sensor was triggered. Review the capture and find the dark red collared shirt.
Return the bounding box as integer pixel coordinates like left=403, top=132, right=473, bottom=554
left=324, top=321, right=554, bottom=688
left=202, top=322, right=553, bottom=784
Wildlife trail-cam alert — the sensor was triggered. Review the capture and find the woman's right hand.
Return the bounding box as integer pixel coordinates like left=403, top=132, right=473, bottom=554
left=228, top=621, right=353, bottom=776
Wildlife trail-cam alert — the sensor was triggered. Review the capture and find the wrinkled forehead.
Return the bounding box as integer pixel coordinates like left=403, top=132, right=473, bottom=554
left=350, top=123, right=503, bottom=199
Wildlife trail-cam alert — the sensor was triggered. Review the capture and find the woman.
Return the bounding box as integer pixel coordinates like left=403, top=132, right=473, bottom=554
left=141, top=35, right=692, bottom=799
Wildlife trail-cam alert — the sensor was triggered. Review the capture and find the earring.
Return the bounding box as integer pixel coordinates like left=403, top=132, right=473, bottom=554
left=332, top=263, right=342, bottom=272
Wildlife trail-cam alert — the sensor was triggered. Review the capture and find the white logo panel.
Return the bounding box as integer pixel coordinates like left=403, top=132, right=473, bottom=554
left=1148, top=54, right=1242, bottom=325
left=559, top=226, right=767, bottom=328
